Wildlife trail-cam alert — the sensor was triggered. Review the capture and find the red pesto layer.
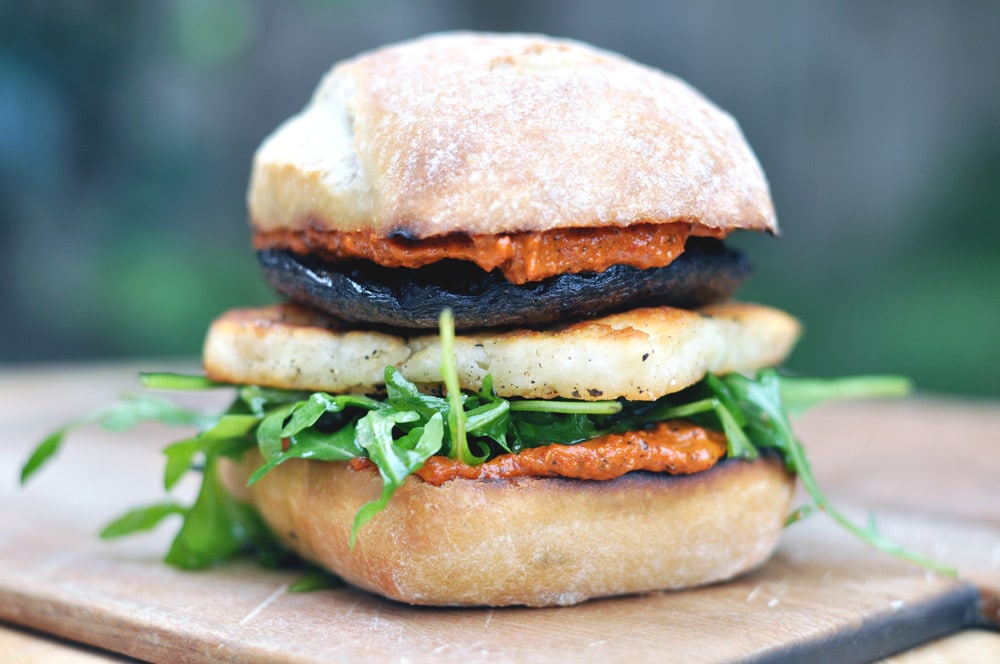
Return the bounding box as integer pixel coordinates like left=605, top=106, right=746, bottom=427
left=348, top=420, right=728, bottom=485
left=253, top=222, right=726, bottom=284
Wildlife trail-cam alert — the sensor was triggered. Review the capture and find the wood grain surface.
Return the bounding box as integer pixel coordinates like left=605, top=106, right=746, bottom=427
left=0, top=363, right=997, bottom=663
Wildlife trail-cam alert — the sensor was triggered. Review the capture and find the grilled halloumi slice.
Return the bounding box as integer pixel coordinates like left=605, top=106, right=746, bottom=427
left=203, top=302, right=800, bottom=401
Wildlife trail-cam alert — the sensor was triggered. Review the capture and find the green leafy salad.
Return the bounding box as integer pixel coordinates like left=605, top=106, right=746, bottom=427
left=20, top=311, right=953, bottom=579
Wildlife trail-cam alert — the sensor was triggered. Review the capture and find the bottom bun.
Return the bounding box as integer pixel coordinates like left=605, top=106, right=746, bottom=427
left=219, top=452, right=795, bottom=607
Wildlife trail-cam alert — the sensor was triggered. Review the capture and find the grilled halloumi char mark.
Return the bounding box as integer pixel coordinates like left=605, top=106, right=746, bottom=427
left=202, top=301, right=800, bottom=401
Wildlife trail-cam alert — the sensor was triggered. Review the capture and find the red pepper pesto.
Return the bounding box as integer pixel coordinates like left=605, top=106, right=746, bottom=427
left=253, top=221, right=725, bottom=284
left=348, top=420, right=727, bottom=485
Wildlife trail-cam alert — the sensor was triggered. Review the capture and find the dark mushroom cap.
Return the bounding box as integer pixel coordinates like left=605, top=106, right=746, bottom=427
left=259, top=238, right=750, bottom=330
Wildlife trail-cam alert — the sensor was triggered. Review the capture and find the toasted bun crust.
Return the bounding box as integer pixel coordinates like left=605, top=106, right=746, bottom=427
left=220, top=452, right=794, bottom=606
left=249, top=32, right=776, bottom=239
left=202, top=301, right=800, bottom=400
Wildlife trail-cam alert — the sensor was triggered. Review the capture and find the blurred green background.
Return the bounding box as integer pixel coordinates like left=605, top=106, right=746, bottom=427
left=2, top=2, right=998, bottom=397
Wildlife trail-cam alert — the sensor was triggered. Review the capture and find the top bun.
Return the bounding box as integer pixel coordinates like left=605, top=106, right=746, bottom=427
left=249, top=32, right=776, bottom=239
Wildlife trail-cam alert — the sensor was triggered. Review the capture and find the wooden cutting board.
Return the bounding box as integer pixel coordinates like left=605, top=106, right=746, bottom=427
left=1, top=364, right=997, bottom=663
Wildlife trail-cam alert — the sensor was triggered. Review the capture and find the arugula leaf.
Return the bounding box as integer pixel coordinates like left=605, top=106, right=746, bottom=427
left=100, top=394, right=215, bottom=431
left=385, top=366, right=448, bottom=419
left=784, top=502, right=819, bottom=526
left=718, top=370, right=955, bottom=575
left=164, top=456, right=284, bottom=569
left=238, top=385, right=310, bottom=417
left=351, top=411, right=444, bottom=545
left=19, top=394, right=213, bottom=485
left=464, top=399, right=512, bottom=451
left=100, top=502, right=188, bottom=539
left=141, top=372, right=227, bottom=391
left=288, top=569, right=344, bottom=592
left=256, top=402, right=299, bottom=461
left=703, top=374, right=749, bottom=427
left=713, top=399, right=758, bottom=459
left=281, top=392, right=380, bottom=437
left=509, top=411, right=603, bottom=450
left=162, top=438, right=203, bottom=490
left=161, top=414, right=259, bottom=490
left=247, top=423, right=363, bottom=485
left=641, top=396, right=757, bottom=459
left=778, top=375, right=912, bottom=415
left=465, top=378, right=623, bottom=453
left=19, top=427, right=69, bottom=486
left=439, top=309, right=484, bottom=465
left=509, top=399, right=622, bottom=415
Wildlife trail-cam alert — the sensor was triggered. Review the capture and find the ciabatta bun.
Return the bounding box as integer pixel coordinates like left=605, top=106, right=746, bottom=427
left=248, top=32, right=776, bottom=240
left=220, top=452, right=794, bottom=607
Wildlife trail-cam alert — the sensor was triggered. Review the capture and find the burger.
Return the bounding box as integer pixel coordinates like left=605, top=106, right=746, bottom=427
left=206, top=31, right=798, bottom=607
left=22, top=32, right=931, bottom=607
